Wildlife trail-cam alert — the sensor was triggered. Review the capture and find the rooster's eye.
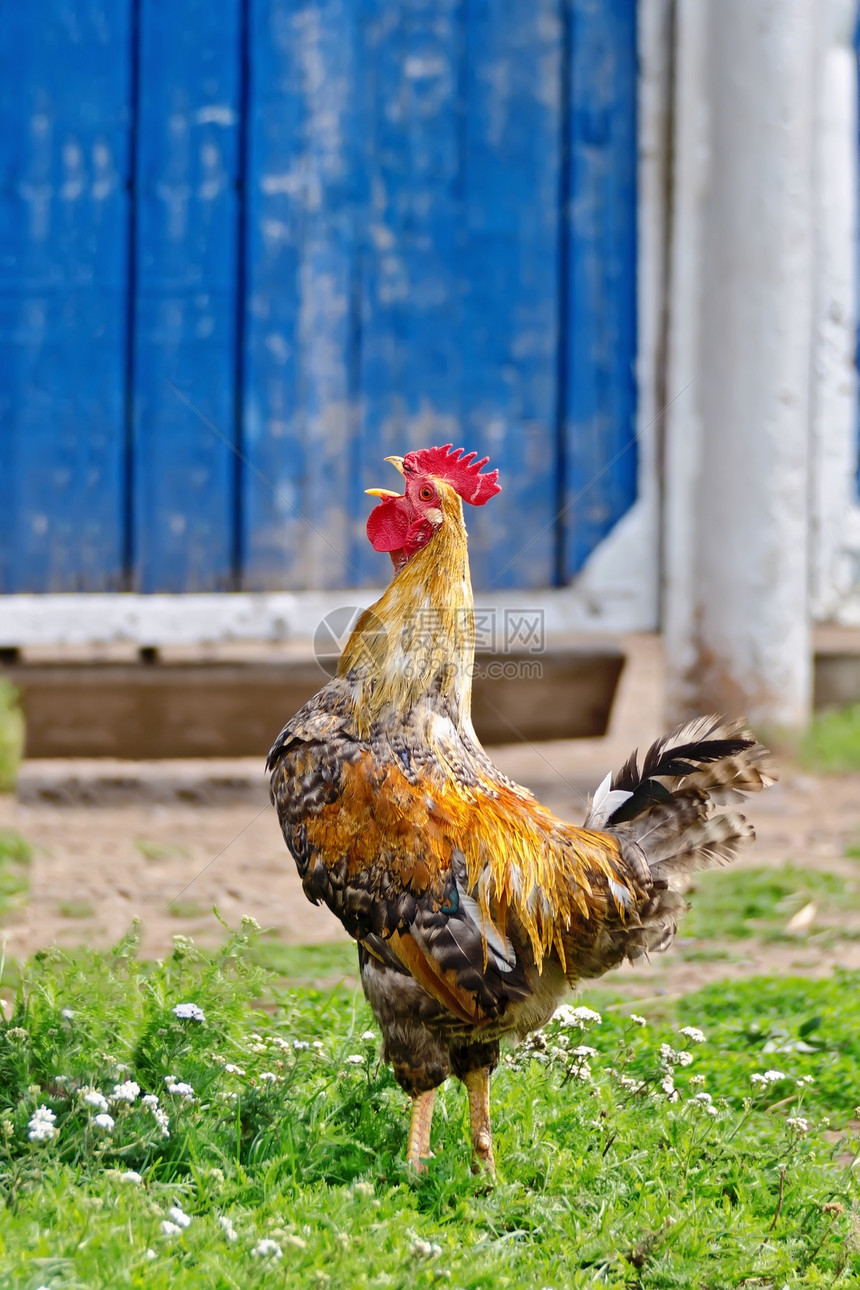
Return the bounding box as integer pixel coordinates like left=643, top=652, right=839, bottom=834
left=420, top=486, right=432, bottom=500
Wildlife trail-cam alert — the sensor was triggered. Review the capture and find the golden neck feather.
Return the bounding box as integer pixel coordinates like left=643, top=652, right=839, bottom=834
left=338, top=486, right=476, bottom=734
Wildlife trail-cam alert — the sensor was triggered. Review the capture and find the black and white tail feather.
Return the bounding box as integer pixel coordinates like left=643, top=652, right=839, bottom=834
left=584, top=716, right=775, bottom=962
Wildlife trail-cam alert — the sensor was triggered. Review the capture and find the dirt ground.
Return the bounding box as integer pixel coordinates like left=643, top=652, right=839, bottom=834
left=2, top=634, right=860, bottom=997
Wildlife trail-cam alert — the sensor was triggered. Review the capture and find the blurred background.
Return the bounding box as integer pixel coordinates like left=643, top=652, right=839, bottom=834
left=3, top=0, right=860, bottom=973
left=1, top=0, right=860, bottom=751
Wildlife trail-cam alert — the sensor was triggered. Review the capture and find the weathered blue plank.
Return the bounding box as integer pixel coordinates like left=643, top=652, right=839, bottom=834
left=561, top=0, right=638, bottom=578
left=241, top=0, right=363, bottom=590
left=350, top=0, right=465, bottom=584
left=0, top=1, right=131, bottom=591
left=131, top=0, right=243, bottom=591
left=460, top=0, right=562, bottom=589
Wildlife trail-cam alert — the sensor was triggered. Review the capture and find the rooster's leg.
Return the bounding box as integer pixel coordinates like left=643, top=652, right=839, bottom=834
left=406, top=1088, right=438, bottom=1171
left=463, top=1066, right=495, bottom=1176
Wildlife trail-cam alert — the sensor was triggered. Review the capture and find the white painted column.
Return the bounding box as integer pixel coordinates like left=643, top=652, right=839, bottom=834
left=809, top=0, right=860, bottom=624
left=663, top=0, right=817, bottom=731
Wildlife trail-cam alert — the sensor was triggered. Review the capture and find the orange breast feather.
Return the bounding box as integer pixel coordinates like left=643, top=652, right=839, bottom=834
left=303, top=752, right=633, bottom=975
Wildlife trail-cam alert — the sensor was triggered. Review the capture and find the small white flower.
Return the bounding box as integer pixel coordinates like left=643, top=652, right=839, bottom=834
left=83, top=1089, right=110, bottom=1113
left=660, top=1073, right=678, bottom=1101
left=571, top=1045, right=597, bottom=1058
left=93, top=1113, right=115, bottom=1131
left=160, top=1221, right=182, bottom=1236
left=259, top=1071, right=277, bottom=1083
left=796, top=1075, right=815, bottom=1087
left=251, top=1238, right=283, bottom=1260
left=166, top=1081, right=195, bottom=1099
left=345, top=1054, right=364, bottom=1065
left=411, top=1238, right=442, bottom=1259
left=173, top=1002, right=206, bottom=1023
left=629, top=1014, right=647, bottom=1027
left=141, top=1094, right=159, bottom=1108
left=145, top=1248, right=157, bottom=1260
left=312, top=1041, right=324, bottom=1051
left=786, top=1116, right=811, bottom=1135
left=152, top=1107, right=170, bottom=1138
left=223, top=1063, right=245, bottom=1076
left=361, top=1030, right=377, bottom=1042
left=27, top=1106, right=57, bottom=1143
left=218, top=1214, right=238, bottom=1242
left=692, top=1092, right=717, bottom=1115
left=167, top=1206, right=192, bottom=1229
left=292, top=1040, right=310, bottom=1052
left=679, top=1026, right=706, bottom=1044
left=61, top=1007, right=75, bottom=1019
left=659, top=1044, right=693, bottom=1067
left=689, top=1074, right=706, bottom=1088
left=120, top=1169, right=143, bottom=1184
left=111, top=1080, right=140, bottom=1104
left=751, top=1069, right=786, bottom=1087
left=553, top=1004, right=602, bottom=1028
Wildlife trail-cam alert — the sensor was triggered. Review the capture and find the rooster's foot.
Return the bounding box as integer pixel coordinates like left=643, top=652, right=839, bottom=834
left=406, top=1088, right=438, bottom=1171
left=463, top=1066, right=496, bottom=1179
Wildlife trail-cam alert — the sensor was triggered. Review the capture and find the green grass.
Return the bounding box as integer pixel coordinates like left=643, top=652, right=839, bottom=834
left=0, top=927, right=858, bottom=1288
left=249, top=935, right=358, bottom=985
left=684, top=864, right=860, bottom=942
left=134, top=839, right=189, bottom=864
left=0, top=680, right=24, bottom=794
left=800, top=702, right=860, bottom=774
left=0, top=831, right=31, bottom=924
left=57, top=899, right=95, bottom=920
left=166, top=900, right=208, bottom=921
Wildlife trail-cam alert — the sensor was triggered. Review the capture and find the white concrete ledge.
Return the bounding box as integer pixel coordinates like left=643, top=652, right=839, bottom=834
left=0, top=586, right=653, bottom=648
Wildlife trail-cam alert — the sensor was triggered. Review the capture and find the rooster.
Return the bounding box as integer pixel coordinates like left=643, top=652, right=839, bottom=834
left=268, top=445, right=774, bottom=1175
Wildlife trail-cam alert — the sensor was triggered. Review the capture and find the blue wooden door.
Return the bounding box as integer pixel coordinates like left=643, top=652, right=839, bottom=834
left=0, top=1, right=132, bottom=592
left=0, top=0, right=637, bottom=594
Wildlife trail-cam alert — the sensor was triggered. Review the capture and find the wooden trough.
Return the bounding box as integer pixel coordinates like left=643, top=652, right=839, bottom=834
left=2, top=646, right=625, bottom=760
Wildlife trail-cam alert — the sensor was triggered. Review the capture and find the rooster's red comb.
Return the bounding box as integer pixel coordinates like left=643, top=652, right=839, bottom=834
left=402, top=444, right=501, bottom=506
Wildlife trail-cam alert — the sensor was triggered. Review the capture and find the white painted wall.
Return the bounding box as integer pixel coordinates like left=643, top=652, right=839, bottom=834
left=810, top=0, right=860, bottom=625
left=661, top=0, right=860, bottom=731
